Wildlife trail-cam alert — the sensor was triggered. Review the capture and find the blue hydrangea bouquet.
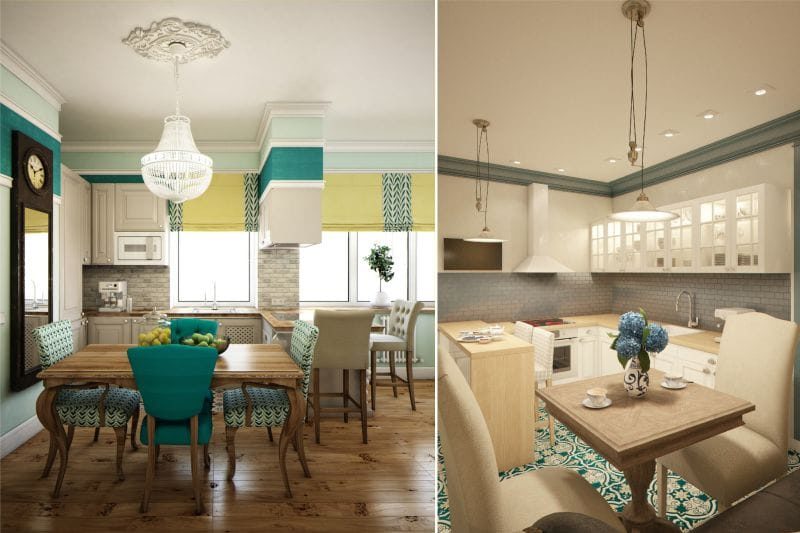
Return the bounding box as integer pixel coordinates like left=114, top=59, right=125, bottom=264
left=609, top=309, right=669, bottom=372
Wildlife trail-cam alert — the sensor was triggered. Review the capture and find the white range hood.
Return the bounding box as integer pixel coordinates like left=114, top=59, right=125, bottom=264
left=513, top=183, right=573, bottom=273
left=260, top=181, right=323, bottom=248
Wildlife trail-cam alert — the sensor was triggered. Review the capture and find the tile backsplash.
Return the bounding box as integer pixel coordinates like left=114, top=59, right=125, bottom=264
left=258, top=248, right=299, bottom=308
left=437, top=272, right=791, bottom=328
left=83, top=265, right=170, bottom=310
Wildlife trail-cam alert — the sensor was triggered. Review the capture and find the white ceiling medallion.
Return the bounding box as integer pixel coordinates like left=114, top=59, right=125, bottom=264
left=124, top=18, right=228, bottom=203
left=122, top=18, right=230, bottom=63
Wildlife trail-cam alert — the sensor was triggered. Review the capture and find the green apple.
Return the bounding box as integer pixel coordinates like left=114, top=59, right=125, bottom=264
left=183, top=338, right=195, bottom=346
left=198, top=341, right=209, bottom=347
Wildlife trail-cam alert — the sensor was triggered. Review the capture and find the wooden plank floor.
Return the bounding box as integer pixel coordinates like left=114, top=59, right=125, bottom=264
left=1, top=382, right=435, bottom=532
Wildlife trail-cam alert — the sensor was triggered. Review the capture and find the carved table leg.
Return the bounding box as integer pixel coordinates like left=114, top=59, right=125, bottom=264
left=621, top=459, right=680, bottom=533
left=278, top=384, right=304, bottom=498
left=36, top=387, right=69, bottom=497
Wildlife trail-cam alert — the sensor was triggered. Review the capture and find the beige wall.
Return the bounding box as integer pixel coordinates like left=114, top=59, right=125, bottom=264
left=438, top=175, right=612, bottom=272
left=613, top=144, right=794, bottom=211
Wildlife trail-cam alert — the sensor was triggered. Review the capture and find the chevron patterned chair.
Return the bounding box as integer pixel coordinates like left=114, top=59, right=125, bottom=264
left=32, top=320, right=141, bottom=484
left=222, top=320, right=319, bottom=481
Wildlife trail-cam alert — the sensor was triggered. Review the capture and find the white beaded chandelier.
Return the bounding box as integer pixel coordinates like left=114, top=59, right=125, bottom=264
left=123, top=18, right=229, bottom=203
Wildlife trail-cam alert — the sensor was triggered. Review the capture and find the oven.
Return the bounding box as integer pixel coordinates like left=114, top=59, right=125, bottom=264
left=552, top=329, right=579, bottom=381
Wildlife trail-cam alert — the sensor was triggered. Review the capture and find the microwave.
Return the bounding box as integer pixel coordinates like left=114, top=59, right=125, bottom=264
left=114, top=232, right=167, bottom=265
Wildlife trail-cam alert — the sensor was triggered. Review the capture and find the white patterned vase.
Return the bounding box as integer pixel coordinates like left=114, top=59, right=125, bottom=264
left=371, top=291, right=391, bottom=308
left=623, top=357, right=649, bottom=398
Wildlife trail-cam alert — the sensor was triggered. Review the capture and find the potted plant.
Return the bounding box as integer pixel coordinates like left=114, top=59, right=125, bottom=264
left=608, top=309, right=669, bottom=397
left=364, top=244, right=394, bottom=307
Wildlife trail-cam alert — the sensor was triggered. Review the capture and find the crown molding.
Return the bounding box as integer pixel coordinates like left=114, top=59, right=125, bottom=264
left=438, top=155, right=612, bottom=197
left=0, top=93, right=62, bottom=141
left=0, top=173, right=12, bottom=188
left=256, top=101, right=330, bottom=150
left=325, top=141, right=434, bottom=153
left=0, top=41, right=65, bottom=111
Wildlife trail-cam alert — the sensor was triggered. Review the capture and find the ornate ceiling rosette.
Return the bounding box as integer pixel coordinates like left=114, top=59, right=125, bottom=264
left=122, top=17, right=230, bottom=63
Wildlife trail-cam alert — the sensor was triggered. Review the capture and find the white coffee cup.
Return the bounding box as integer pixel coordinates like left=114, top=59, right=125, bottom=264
left=586, top=387, right=608, bottom=407
left=665, top=374, right=684, bottom=387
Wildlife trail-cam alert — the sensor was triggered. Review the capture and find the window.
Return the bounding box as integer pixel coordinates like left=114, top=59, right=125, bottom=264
left=299, top=232, right=435, bottom=304
left=171, top=231, right=257, bottom=306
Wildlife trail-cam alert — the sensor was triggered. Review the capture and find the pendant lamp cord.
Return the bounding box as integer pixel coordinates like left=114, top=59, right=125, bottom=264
left=474, top=125, right=491, bottom=228
left=628, top=15, right=649, bottom=194
left=173, top=55, right=181, bottom=116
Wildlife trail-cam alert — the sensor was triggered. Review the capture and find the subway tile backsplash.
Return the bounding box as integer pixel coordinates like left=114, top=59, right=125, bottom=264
left=437, top=272, right=791, bottom=328
left=83, top=265, right=170, bottom=310
left=258, top=248, right=299, bottom=309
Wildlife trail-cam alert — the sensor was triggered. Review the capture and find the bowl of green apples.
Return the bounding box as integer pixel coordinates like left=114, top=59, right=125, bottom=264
left=180, top=333, right=231, bottom=354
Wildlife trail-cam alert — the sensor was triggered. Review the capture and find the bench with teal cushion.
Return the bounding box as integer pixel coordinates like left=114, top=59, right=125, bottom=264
left=127, top=344, right=217, bottom=514
left=32, top=320, right=140, bottom=490
left=170, top=318, right=218, bottom=345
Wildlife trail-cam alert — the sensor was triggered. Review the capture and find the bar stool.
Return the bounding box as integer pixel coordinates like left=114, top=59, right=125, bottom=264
left=513, top=321, right=556, bottom=446
left=309, top=309, right=374, bottom=444
left=369, top=300, right=424, bottom=411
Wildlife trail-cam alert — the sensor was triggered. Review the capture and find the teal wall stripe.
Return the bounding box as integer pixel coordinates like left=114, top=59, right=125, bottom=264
left=258, top=147, right=323, bottom=196
left=0, top=104, right=61, bottom=195
left=80, top=174, right=144, bottom=184
left=438, top=155, right=612, bottom=196
left=794, top=140, right=800, bottom=441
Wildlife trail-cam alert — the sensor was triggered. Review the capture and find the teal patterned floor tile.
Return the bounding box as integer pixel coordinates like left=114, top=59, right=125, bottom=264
left=437, top=407, right=800, bottom=532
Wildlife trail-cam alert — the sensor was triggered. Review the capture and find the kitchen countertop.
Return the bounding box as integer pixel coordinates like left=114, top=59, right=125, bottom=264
left=438, top=320, right=535, bottom=359
left=464, top=313, right=722, bottom=355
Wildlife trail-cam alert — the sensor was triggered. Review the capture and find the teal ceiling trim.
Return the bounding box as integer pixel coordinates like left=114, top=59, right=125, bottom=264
left=81, top=174, right=144, bottom=184
left=438, top=155, right=612, bottom=197
left=258, top=146, right=323, bottom=196
left=0, top=104, right=61, bottom=195
left=610, top=109, right=800, bottom=196
left=0, top=65, right=59, bottom=132
left=325, top=151, right=434, bottom=171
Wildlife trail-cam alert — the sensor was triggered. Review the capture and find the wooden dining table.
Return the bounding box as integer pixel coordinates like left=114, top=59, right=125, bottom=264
left=537, top=369, right=755, bottom=533
left=35, top=343, right=306, bottom=498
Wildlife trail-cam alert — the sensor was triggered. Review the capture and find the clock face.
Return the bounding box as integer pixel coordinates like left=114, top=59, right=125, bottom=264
left=26, top=153, right=46, bottom=190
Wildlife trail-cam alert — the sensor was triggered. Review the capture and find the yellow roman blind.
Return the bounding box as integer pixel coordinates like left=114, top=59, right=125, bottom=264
left=181, top=173, right=246, bottom=231
left=322, top=173, right=434, bottom=232
left=24, top=208, right=49, bottom=233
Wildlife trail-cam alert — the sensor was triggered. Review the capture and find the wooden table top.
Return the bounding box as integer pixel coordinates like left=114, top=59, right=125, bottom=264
left=37, top=344, right=303, bottom=382
left=438, top=320, right=534, bottom=359
left=537, top=369, right=755, bottom=470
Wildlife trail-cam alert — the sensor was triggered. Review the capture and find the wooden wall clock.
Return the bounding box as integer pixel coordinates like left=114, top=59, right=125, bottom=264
left=10, top=131, right=54, bottom=391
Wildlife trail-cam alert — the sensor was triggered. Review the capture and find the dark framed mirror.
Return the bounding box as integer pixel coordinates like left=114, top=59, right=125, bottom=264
left=10, top=131, right=54, bottom=391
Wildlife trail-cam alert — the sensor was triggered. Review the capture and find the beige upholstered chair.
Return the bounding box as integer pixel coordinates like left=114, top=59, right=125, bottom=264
left=657, top=312, right=799, bottom=516
left=369, top=300, right=424, bottom=411
left=514, top=321, right=556, bottom=446
left=438, top=349, right=625, bottom=532
left=310, top=309, right=374, bottom=444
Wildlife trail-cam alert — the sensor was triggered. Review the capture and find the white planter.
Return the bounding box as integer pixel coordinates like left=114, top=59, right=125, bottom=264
left=371, top=291, right=391, bottom=308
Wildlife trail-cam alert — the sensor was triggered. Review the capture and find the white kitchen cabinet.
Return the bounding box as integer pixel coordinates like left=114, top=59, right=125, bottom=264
left=598, top=327, right=621, bottom=376
left=60, top=166, right=91, bottom=322
left=70, top=317, right=88, bottom=352
left=114, top=183, right=166, bottom=232
left=91, top=183, right=115, bottom=265
left=215, top=318, right=262, bottom=344
left=578, top=336, right=598, bottom=378
left=590, top=222, right=606, bottom=271
left=88, top=316, right=133, bottom=344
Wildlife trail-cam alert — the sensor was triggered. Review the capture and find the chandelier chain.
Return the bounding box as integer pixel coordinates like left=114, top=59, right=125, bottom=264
left=173, top=55, right=181, bottom=116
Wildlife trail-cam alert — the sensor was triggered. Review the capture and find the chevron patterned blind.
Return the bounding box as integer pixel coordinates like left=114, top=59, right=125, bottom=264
left=382, top=173, right=413, bottom=231
left=168, top=201, right=183, bottom=231
left=243, top=172, right=259, bottom=232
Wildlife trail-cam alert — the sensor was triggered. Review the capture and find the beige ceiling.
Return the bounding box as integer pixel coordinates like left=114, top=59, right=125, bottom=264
left=0, top=0, right=434, bottom=144
left=439, top=0, right=800, bottom=182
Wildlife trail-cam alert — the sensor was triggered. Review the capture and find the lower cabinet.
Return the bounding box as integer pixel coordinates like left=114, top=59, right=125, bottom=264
left=88, top=316, right=133, bottom=344
left=578, top=336, right=598, bottom=378
left=70, top=317, right=88, bottom=352
left=215, top=318, right=262, bottom=344
left=598, top=328, right=621, bottom=376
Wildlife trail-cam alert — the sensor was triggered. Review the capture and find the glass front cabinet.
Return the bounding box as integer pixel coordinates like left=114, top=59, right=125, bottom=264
left=589, top=183, right=790, bottom=274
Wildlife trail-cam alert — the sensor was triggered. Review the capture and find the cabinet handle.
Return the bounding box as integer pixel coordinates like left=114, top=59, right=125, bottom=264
left=124, top=319, right=129, bottom=323
left=702, top=367, right=711, bottom=374
left=708, top=358, right=716, bottom=365
left=107, top=258, right=112, bottom=263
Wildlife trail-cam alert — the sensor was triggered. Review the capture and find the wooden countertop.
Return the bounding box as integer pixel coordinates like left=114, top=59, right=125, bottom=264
left=438, top=320, right=535, bottom=360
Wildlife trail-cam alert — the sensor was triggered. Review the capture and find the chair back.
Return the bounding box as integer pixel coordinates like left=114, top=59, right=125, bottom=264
left=385, top=300, right=424, bottom=348
left=717, top=312, right=799, bottom=451
left=532, top=327, right=555, bottom=381
left=32, top=320, right=74, bottom=369
left=513, top=320, right=534, bottom=343
left=438, top=348, right=505, bottom=532
left=170, top=318, right=218, bottom=344
left=127, top=345, right=217, bottom=421
left=313, top=309, right=374, bottom=370
left=289, top=320, right=320, bottom=398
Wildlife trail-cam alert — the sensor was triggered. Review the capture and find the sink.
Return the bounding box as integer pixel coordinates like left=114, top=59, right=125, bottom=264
left=663, top=324, right=703, bottom=336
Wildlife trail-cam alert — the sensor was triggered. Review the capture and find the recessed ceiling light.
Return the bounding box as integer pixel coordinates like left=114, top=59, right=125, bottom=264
left=605, top=157, right=619, bottom=164
left=660, top=129, right=680, bottom=138
left=556, top=168, right=566, bottom=173
left=511, top=160, right=521, bottom=165
left=699, top=109, right=719, bottom=119
left=753, top=84, right=775, bottom=96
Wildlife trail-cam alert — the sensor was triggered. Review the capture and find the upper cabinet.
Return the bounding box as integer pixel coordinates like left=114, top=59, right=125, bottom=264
left=114, top=183, right=166, bottom=231
left=590, top=183, right=790, bottom=274
left=91, top=183, right=115, bottom=265
left=60, top=166, right=91, bottom=321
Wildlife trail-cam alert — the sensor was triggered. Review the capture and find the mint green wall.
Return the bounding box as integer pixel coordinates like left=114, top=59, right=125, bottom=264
left=0, top=65, right=59, bottom=133
left=325, top=151, right=434, bottom=172
left=1, top=105, right=61, bottom=195
left=414, top=313, right=435, bottom=368
left=61, top=151, right=259, bottom=173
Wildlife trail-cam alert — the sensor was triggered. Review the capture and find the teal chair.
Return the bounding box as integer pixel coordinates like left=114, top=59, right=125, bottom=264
left=170, top=318, right=218, bottom=345
left=222, top=320, right=319, bottom=489
left=127, top=345, right=218, bottom=514
left=32, top=320, right=140, bottom=491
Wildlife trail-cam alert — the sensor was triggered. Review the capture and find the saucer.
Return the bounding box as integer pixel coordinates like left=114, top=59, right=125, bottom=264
left=661, top=381, right=687, bottom=390
left=582, top=397, right=612, bottom=409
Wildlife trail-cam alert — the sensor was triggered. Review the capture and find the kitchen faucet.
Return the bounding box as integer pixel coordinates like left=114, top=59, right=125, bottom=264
left=212, top=281, right=218, bottom=310
left=675, top=290, right=699, bottom=328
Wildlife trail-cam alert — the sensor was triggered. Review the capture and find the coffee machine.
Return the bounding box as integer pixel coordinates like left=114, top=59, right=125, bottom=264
left=98, top=281, right=128, bottom=312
